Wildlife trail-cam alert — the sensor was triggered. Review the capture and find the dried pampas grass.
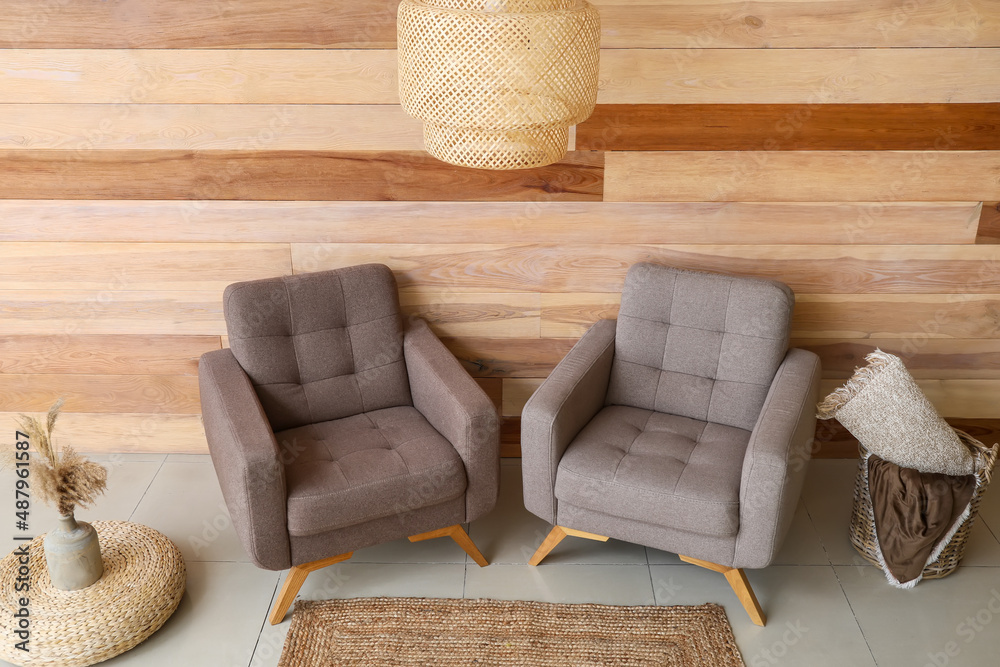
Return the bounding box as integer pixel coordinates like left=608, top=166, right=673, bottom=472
left=4, top=399, right=107, bottom=517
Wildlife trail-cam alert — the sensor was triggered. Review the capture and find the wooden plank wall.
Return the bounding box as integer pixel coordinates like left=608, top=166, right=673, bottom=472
left=1, top=0, right=998, bottom=457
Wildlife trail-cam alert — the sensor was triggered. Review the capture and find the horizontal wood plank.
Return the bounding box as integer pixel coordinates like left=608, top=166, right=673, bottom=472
left=978, top=202, right=1000, bottom=243
left=440, top=337, right=576, bottom=378
left=0, top=374, right=200, bottom=414
left=0, top=412, right=209, bottom=454
left=475, top=378, right=502, bottom=413
left=812, top=419, right=1000, bottom=459
left=579, top=104, right=1000, bottom=151
left=0, top=0, right=398, bottom=49
left=0, top=242, right=291, bottom=291
left=0, top=104, right=423, bottom=151
left=502, top=378, right=544, bottom=417
left=0, top=150, right=603, bottom=201
left=4, top=0, right=996, bottom=49
left=6, top=49, right=998, bottom=105
left=0, top=291, right=225, bottom=335
left=541, top=293, right=1000, bottom=339
left=605, top=151, right=1000, bottom=202
left=295, top=244, right=1000, bottom=294
left=795, top=339, right=1000, bottom=379
left=0, top=200, right=980, bottom=245
left=820, top=378, right=1000, bottom=418
left=0, top=335, right=219, bottom=375
left=399, top=293, right=540, bottom=338
left=598, top=49, right=1000, bottom=104
left=0, top=50, right=399, bottom=104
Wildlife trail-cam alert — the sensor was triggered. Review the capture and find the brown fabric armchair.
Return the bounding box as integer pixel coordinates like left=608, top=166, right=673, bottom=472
left=522, top=263, right=821, bottom=626
left=199, top=264, right=499, bottom=624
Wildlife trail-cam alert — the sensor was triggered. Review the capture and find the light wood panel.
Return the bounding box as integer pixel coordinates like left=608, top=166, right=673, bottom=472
left=793, top=295, right=1000, bottom=339
left=0, top=335, right=219, bottom=375
left=0, top=243, right=291, bottom=291
left=399, top=292, right=540, bottom=338
left=795, top=339, right=1000, bottom=379
left=820, top=378, right=1000, bottom=418
left=0, top=412, right=208, bottom=454
left=0, top=105, right=423, bottom=151
left=0, top=374, right=200, bottom=414
left=6, top=49, right=998, bottom=105
left=605, top=151, right=1000, bottom=202
left=295, top=244, right=1000, bottom=294
left=0, top=200, right=980, bottom=245
left=440, top=337, right=576, bottom=378
left=0, top=291, right=225, bottom=335
left=541, top=293, right=1000, bottom=339
left=0, top=0, right=399, bottom=49
left=0, top=50, right=399, bottom=104
left=598, top=49, right=1000, bottom=104
left=502, top=379, right=544, bottom=417
left=594, top=0, right=1000, bottom=49
left=0, top=150, right=603, bottom=201
left=579, top=104, right=1000, bottom=151
left=4, top=0, right=996, bottom=49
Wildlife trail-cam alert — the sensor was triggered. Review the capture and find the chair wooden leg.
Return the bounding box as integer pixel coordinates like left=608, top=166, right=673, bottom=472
left=528, top=525, right=609, bottom=566
left=679, top=554, right=767, bottom=627
left=409, top=524, right=489, bottom=567
left=268, top=552, right=353, bottom=625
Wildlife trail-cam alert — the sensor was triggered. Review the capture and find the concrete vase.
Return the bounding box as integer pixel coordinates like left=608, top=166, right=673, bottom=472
left=43, top=514, right=103, bottom=590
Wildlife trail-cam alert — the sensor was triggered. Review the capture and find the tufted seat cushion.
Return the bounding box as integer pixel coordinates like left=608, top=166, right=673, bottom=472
left=278, top=406, right=467, bottom=537
left=554, top=405, right=751, bottom=537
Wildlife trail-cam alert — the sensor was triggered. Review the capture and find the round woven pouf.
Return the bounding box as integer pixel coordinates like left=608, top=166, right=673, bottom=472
left=0, top=520, right=186, bottom=667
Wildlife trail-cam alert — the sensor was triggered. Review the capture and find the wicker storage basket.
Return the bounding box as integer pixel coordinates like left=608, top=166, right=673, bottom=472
left=849, top=429, right=998, bottom=579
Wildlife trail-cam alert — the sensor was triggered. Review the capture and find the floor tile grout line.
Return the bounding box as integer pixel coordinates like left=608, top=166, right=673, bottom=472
left=831, top=564, right=880, bottom=667
left=126, top=455, right=168, bottom=522
left=247, top=574, right=282, bottom=667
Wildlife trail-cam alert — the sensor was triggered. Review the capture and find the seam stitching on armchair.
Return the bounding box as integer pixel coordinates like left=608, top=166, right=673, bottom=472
left=610, top=411, right=652, bottom=483
left=559, top=468, right=739, bottom=506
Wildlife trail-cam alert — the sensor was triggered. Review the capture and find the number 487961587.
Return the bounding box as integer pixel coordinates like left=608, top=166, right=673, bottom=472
left=14, top=431, right=30, bottom=529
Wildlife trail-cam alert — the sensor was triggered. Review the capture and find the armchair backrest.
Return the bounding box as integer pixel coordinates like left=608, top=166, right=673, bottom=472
left=607, top=263, right=794, bottom=431
left=223, top=264, right=411, bottom=432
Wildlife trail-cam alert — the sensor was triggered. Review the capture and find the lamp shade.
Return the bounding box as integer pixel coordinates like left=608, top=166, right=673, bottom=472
left=397, top=0, right=601, bottom=170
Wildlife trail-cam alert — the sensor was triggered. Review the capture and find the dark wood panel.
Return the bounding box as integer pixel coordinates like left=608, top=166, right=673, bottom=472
left=0, top=0, right=397, bottom=48
left=441, top=337, right=576, bottom=378
left=495, top=417, right=1000, bottom=459
left=0, top=151, right=603, bottom=202
left=978, top=202, right=1000, bottom=244
left=579, top=104, right=1000, bottom=151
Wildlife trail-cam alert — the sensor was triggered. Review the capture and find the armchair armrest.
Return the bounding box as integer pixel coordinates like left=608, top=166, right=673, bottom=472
left=521, top=319, right=617, bottom=524
left=199, top=349, right=290, bottom=570
left=404, top=317, right=500, bottom=523
left=733, top=347, right=821, bottom=569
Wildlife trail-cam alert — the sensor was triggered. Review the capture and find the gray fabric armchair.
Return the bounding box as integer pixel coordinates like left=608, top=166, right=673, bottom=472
left=522, top=263, right=821, bottom=626
left=199, top=264, right=499, bottom=624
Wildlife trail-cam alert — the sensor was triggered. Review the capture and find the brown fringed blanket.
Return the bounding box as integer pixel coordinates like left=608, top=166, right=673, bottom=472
left=867, top=455, right=976, bottom=588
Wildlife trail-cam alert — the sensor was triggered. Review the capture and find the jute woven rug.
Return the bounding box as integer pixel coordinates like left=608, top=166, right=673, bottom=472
left=278, top=597, right=745, bottom=666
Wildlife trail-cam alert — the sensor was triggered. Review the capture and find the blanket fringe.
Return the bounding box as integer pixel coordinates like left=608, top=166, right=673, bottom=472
left=817, top=348, right=894, bottom=419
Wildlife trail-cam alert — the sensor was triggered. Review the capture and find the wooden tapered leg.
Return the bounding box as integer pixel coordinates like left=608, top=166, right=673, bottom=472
left=268, top=552, right=353, bottom=625
left=528, top=525, right=609, bottom=566
left=408, top=524, right=489, bottom=567
left=679, top=554, right=767, bottom=627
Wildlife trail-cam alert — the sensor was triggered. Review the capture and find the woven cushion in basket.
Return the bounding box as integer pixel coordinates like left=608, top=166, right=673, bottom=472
left=817, top=349, right=975, bottom=476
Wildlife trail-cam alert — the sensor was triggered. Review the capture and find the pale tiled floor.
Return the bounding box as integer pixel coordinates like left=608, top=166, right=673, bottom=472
left=4, top=456, right=1000, bottom=667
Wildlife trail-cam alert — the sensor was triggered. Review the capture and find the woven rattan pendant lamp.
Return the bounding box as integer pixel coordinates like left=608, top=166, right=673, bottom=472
left=397, top=0, right=601, bottom=170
